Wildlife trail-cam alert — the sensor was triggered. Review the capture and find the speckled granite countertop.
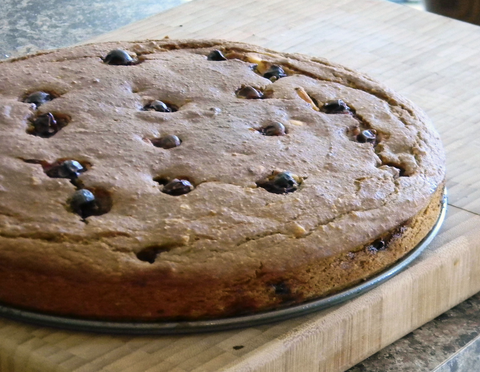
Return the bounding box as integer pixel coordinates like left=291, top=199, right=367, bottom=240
left=0, top=0, right=187, bottom=59
left=1, top=1, right=479, bottom=371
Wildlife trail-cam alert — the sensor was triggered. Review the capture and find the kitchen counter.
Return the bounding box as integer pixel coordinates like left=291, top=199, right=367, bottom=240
left=0, top=0, right=187, bottom=59
left=1, top=0, right=480, bottom=371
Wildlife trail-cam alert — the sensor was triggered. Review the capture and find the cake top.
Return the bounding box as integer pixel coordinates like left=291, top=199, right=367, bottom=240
left=0, top=39, right=445, bottom=277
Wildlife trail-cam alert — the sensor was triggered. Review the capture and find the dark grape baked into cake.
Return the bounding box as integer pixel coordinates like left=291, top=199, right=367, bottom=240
left=0, top=39, right=445, bottom=320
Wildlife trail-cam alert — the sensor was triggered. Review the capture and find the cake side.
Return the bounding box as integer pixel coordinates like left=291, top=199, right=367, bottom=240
left=0, top=184, right=444, bottom=320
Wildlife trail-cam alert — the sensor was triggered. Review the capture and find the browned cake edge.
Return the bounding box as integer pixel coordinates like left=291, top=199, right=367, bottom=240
left=0, top=183, right=444, bottom=321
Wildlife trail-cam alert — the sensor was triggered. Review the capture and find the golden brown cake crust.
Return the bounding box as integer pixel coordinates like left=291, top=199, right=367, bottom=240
left=0, top=39, right=445, bottom=320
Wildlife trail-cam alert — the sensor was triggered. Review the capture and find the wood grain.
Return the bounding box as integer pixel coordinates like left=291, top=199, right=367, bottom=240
left=4, top=0, right=480, bottom=370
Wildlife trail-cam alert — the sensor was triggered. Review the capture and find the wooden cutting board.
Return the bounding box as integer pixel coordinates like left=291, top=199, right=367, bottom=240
left=4, top=0, right=480, bottom=371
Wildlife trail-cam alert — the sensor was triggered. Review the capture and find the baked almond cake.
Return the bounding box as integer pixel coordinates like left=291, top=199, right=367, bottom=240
left=0, top=39, right=445, bottom=321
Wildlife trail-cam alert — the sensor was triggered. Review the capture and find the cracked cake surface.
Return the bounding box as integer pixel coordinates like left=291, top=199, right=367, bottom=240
left=0, top=39, right=445, bottom=320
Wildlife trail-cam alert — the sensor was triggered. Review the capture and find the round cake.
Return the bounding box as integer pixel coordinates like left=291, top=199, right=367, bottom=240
left=0, top=39, right=445, bottom=321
